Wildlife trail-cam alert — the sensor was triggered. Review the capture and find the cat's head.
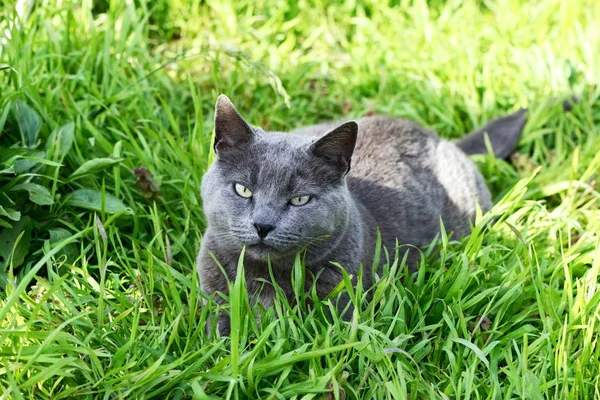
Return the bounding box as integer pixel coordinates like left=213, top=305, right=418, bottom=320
left=201, top=95, right=358, bottom=262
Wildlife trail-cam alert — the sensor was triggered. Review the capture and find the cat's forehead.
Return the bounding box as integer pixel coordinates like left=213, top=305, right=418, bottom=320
left=260, top=130, right=312, bottom=147
left=218, top=132, right=334, bottom=192
left=249, top=134, right=314, bottom=186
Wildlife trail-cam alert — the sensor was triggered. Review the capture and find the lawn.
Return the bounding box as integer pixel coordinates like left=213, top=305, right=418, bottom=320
left=1, top=0, right=599, bottom=398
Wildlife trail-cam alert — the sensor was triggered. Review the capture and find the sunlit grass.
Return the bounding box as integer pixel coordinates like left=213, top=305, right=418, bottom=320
left=0, top=0, right=599, bottom=398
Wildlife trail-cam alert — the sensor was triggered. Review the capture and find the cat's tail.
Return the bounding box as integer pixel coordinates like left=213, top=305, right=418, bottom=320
left=455, top=96, right=578, bottom=159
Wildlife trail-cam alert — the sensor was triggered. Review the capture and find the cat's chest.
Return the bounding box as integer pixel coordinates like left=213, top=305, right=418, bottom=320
left=242, top=261, right=293, bottom=307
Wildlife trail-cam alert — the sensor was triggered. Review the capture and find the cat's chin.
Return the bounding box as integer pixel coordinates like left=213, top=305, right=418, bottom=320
left=245, top=243, right=288, bottom=261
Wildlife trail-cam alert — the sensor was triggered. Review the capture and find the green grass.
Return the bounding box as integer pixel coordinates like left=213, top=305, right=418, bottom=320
left=1, top=0, right=599, bottom=398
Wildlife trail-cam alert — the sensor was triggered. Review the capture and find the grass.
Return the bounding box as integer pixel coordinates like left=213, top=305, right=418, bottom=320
left=0, top=0, right=599, bottom=398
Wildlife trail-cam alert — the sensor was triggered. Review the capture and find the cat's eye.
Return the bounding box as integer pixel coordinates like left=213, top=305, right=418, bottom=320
left=289, top=195, right=311, bottom=206
left=234, top=183, right=253, bottom=198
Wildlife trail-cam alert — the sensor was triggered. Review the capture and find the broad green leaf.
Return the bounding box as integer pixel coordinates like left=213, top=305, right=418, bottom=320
left=0, top=206, right=21, bottom=221
left=0, top=148, right=47, bottom=173
left=48, top=228, right=72, bottom=243
left=46, top=122, right=75, bottom=156
left=13, top=154, right=49, bottom=173
left=0, top=216, right=32, bottom=272
left=66, top=188, right=131, bottom=214
left=0, top=166, right=15, bottom=174
left=69, top=158, right=123, bottom=180
left=48, top=228, right=79, bottom=263
left=12, top=100, right=41, bottom=147
left=10, top=182, right=54, bottom=205
left=0, top=192, right=15, bottom=206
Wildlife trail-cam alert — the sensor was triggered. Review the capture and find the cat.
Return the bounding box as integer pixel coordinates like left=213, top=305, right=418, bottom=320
left=196, top=94, right=544, bottom=336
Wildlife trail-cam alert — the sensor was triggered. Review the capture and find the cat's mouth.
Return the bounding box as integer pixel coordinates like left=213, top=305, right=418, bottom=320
left=248, top=242, right=274, bottom=251
left=245, top=241, right=285, bottom=259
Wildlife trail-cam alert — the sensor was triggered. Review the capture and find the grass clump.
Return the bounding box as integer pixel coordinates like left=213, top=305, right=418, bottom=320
left=1, top=0, right=599, bottom=398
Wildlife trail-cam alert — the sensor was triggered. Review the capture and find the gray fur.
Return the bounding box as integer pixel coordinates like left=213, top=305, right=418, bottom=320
left=455, top=95, right=578, bottom=158
left=197, top=95, right=527, bottom=335
left=455, top=109, right=527, bottom=158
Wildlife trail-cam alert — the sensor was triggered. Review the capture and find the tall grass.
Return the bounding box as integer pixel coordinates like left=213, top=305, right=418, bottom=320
left=0, top=0, right=599, bottom=398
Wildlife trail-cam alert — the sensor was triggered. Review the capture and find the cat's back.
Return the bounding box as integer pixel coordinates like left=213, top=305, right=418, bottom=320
left=350, top=116, right=439, bottom=185
left=292, top=116, right=440, bottom=183
left=291, top=115, right=491, bottom=224
left=349, top=116, right=491, bottom=244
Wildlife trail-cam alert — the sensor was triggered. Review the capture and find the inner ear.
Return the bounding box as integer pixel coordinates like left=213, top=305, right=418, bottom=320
left=214, top=94, right=254, bottom=152
left=311, top=121, right=358, bottom=175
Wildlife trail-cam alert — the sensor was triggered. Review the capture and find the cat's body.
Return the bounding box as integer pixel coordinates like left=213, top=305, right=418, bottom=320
left=197, top=95, right=527, bottom=335
left=295, top=116, right=493, bottom=249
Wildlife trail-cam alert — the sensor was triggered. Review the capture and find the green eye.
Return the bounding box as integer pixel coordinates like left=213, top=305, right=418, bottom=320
left=290, top=195, right=311, bottom=206
left=234, top=183, right=253, bottom=198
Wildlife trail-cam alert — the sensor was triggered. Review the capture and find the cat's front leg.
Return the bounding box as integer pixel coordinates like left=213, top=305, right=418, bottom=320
left=310, top=268, right=356, bottom=322
left=197, top=246, right=232, bottom=336
left=203, top=295, right=231, bottom=337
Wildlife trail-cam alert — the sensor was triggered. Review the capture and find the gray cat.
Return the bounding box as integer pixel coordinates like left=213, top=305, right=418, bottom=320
left=197, top=95, right=528, bottom=335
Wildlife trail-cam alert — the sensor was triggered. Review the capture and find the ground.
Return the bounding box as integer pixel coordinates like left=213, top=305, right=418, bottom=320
left=0, top=0, right=599, bottom=398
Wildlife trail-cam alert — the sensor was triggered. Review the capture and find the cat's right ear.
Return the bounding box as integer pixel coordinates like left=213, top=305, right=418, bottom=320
left=213, top=95, right=254, bottom=153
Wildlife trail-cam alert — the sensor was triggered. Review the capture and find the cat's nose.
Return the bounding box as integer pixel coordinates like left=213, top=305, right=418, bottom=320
left=254, top=222, right=275, bottom=239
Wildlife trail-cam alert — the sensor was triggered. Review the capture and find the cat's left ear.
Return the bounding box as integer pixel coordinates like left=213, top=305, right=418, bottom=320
left=311, top=121, right=358, bottom=175
left=213, top=95, right=255, bottom=152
